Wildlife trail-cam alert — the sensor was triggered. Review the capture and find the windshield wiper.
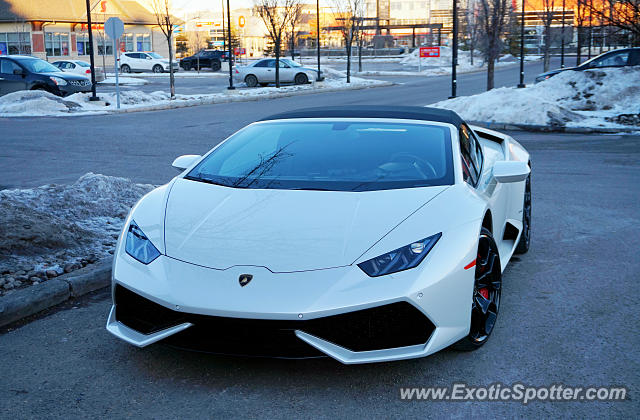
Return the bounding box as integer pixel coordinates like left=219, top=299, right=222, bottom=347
left=184, top=174, right=236, bottom=188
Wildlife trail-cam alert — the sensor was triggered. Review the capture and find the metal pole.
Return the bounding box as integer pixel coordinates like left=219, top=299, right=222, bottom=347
left=226, top=0, right=235, bottom=89
left=317, top=0, right=321, bottom=76
left=113, top=37, right=120, bottom=108
left=517, top=0, right=525, bottom=88
left=450, top=0, right=457, bottom=98
left=85, top=0, right=99, bottom=100
left=560, top=0, right=565, bottom=68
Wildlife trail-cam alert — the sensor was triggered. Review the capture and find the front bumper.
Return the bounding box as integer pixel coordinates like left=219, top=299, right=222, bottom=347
left=57, top=79, right=92, bottom=95
left=106, top=219, right=477, bottom=363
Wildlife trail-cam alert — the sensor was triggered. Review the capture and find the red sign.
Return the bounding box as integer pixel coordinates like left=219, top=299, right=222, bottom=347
left=234, top=47, right=246, bottom=55
left=419, top=46, right=440, bottom=58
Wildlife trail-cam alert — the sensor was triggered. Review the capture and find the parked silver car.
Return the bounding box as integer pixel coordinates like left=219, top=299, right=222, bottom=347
left=52, top=59, right=106, bottom=82
left=234, top=58, right=321, bottom=87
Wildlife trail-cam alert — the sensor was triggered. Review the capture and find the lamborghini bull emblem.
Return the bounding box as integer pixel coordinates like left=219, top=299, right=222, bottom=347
left=238, top=274, right=253, bottom=287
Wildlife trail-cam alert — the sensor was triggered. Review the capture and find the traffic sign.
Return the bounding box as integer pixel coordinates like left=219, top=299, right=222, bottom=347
left=420, top=46, right=440, bottom=58
left=239, top=16, right=246, bottom=28
left=104, top=17, right=124, bottom=40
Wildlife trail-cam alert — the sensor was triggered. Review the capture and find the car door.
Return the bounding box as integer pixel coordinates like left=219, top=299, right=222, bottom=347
left=138, top=53, right=153, bottom=71
left=253, top=59, right=274, bottom=82
left=278, top=61, right=295, bottom=82
left=0, top=58, right=28, bottom=95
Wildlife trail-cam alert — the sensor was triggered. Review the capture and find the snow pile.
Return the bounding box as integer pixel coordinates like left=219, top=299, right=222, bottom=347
left=400, top=46, right=484, bottom=73
left=0, top=173, right=154, bottom=277
left=0, top=76, right=389, bottom=117
left=431, top=67, right=640, bottom=128
left=0, top=90, right=82, bottom=115
left=99, top=76, right=148, bottom=86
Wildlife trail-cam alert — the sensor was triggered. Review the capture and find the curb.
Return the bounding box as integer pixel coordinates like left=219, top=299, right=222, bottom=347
left=468, top=120, right=639, bottom=134
left=0, top=260, right=111, bottom=328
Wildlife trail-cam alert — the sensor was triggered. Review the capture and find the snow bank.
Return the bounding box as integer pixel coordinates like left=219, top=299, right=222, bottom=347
left=0, top=173, right=154, bottom=276
left=99, top=76, right=148, bottom=85
left=431, top=67, right=640, bottom=128
left=0, top=76, right=388, bottom=117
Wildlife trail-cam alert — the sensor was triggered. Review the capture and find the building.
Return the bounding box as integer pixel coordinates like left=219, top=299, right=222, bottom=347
left=0, top=0, right=176, bottom=67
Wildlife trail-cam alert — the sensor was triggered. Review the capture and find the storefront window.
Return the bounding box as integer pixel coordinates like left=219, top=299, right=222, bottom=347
left=45, top=32, right=70, bottom=56
left=122, top=33, right=134, bottom=52
left=136, top=33, right=151, bottom=51
left=76, top=34, right=90, bottom=55
left=0, top=32, right=31, bottom=55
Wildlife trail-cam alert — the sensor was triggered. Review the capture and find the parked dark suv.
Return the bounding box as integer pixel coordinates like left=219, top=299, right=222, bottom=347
left=535, top=47, right=640, bottom=83
left=0, top=55, right=93, bottom=97
left=179, top=50, right=228, bottom=71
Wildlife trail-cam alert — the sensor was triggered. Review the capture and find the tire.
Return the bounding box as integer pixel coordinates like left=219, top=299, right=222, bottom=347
left=294, top=72, right=309, bottom=85
left=453, top=227, right=502, bottom=351
left=120, top=64, right=131, bottom=73
left=514, top=173, right=531, bottom=254
left=245, top=74, right=258, bottom=87
left=211, top=60, right=221, bottom=71
left=152, top=64, right=164, bottom=73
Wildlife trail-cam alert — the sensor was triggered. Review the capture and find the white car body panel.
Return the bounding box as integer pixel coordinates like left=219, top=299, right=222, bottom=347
left=120, top=52, right=177, bottom=72
left=235, top=59, right=318, bottom=85
left=52, top=59, right=106, bottom=82
left=107, top=114, right=531, bottom=364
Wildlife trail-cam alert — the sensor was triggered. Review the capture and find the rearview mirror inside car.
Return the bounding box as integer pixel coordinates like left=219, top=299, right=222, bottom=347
left=172, top=154, right=202, bottom=171
left=493, top=161, right=530, bottom=183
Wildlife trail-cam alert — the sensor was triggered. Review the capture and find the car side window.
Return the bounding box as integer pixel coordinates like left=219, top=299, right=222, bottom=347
left=628, top=50, right=640, bottom=66
left=459, top=124, right=481, bottom=186
left=0, top=59, right=21, bottom=74
left=267, top=60, right=277, bottom=68
left=592, top=51, right=629, bottom=68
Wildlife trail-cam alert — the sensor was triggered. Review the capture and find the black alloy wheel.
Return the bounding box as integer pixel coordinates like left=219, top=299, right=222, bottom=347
left=294, top=73, right=309, bottom=85
left=245, top=74, right=258, bottom=87
left=515, top=173, right=531, bottom=254
left=454, top=227, right=502, bottom=351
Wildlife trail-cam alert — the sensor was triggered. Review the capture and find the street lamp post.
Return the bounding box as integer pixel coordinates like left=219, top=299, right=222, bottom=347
left=517, top=0, right=526, bottom=88
left=317, top=0, right=321, bottom=76
left=450, top=0, right=457, bottom=98
left=226, top=0, right=235, bottom=89
left=560, top=0, right=565, bottom=68
left=85, top=0, right=100, bottom=101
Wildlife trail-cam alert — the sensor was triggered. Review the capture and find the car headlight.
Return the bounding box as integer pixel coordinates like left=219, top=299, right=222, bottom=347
left=125, top=221, right=161, bottom=264
left=49, top=76, right=68, bottom=86
left=358, top=233, right=441, bottom=277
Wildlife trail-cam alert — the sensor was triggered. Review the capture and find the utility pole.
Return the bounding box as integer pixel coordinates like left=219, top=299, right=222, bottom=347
left=226, top=0, right=235, bottom=89
left=317, top=0, right=321, bottom=77
left=85, top=0, right=99, bottom=101
left=517, top=0, right=526, bottom=88
left=450, top=0, right=457, bottom=98
left=560, top=0, right=565, bottom=68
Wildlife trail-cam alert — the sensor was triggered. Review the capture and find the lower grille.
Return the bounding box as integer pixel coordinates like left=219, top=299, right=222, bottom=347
left=114, top=284, right=434, bottom=357
left=69, top=80, right=91, bottom=87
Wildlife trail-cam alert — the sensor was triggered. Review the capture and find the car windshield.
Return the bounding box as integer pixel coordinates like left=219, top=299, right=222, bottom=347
left=75, top=61, right=90, bottom=67
left=281, top=59, right=302, bottom=67
left=17, top=58, right=61, bottom=73
left=186, top=120, right=454, bottom=191
left=148, top=52, right=163, bottom=59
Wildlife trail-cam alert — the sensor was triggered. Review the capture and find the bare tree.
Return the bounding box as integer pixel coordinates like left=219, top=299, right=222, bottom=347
left=532, top=0, right=557, bottom=72
left=332, top=0, right=364, bottom=82
left=575, top=0, right=588, bottom=64
left=584, top=0, right=640, bottom=46
left=464, top=0, right=481, bottom=65
left=477, top=0, right=510, bottom=90
left=255, top=0, right=301, bottom=87
left=187, top=29, right=210, bottom=72
left=151, top=0, right=178, bottom=98
left=287, top=2, right=304, bottom=60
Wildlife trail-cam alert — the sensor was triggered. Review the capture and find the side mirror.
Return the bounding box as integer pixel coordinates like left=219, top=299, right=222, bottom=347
left=13, top=68, right=23, bottom=75
left=493, top=161, right=530, bottom=183
left=172, top=154, right=201, bottom=172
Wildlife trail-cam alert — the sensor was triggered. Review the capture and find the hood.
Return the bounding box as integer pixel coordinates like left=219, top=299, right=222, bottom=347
left=163, top=178, right=448, bottom=272
left=41, top=71, right=88, bottom=81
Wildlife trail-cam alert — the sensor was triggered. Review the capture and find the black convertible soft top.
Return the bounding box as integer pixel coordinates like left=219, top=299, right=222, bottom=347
left=260, top=106, right=464, bottom=128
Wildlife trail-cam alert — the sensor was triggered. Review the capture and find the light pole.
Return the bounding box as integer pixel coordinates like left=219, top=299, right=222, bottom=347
left=560, top=0, right=565, bottom=68
left=317, top=0, right=321, bottom=77
left=517, top=0, right=526, bottom=88
left=85, top=0, right=99, bottom=100
left=450, top=0, right=457, bottom=98
left=226, top=0, right=235, bottom=89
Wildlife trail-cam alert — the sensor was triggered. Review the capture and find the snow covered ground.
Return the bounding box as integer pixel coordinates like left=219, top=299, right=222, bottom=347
left=106, top=71, right=227, bottom=78
left=99, top=76, right=149, bottom=86
left=431, top=67, right=640, bottom=129
left=0, top=76, right=389, bottom=118
left=0, top=173, right=153, bottom=295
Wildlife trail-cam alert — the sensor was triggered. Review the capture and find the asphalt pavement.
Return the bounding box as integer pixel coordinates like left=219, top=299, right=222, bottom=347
left=0, top=56, right=638, bottom=418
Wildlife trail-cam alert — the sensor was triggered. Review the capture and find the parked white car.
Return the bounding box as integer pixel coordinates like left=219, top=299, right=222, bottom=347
left=51, top=59, right=106, bottom=82
left=234, top=58, right=321, bottom=87
left=119, top=52, right=179, bottom=73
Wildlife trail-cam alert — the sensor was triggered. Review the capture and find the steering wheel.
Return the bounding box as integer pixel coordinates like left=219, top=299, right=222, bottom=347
left=389, top=152, right=438, bottom=179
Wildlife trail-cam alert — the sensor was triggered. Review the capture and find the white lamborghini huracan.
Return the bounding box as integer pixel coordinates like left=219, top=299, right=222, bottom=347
left=106, top=106, right=531, bottom=364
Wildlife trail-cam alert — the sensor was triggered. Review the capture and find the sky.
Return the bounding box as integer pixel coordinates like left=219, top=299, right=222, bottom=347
left=172, top=0, right=254, bottom=13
